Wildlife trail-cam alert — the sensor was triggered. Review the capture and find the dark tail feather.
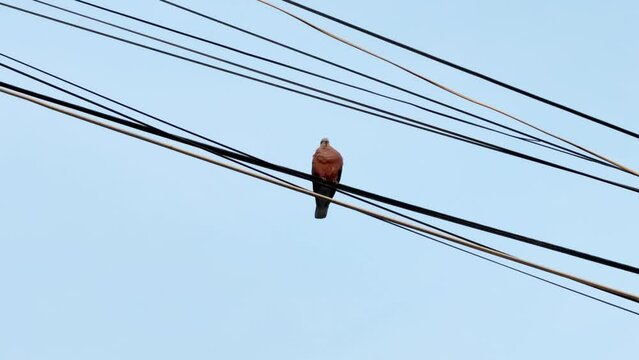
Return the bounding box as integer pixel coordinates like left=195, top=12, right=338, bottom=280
left=315, top=199, right=330, bottom=219
left=313, top=182, right=336, bottom=219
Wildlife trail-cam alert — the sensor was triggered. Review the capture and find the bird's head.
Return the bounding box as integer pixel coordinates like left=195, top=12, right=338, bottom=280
left=320, top=137, right=330, bottom=146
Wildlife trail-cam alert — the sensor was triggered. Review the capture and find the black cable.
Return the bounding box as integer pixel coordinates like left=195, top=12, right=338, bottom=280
left=3, top=2, right=634, bottom=191
left=0, top=49, right=508, bottom=257
left=157, top=1, right=528, bottom=139
left=386, top=222, right=639, bottom=316
left=280, top=0, right=639, bottom=140
left=158, top=0, right=607, bottom=165
left=0, top=53, right=256, bottom=160
left=0, top=52, right=500, bottom=254
left=66, top=0, right=521, bottom=144
left=2, top=81, right=637, bottom=315
left=59, top=0, right=601, bottom=166
left=3, top=4, right=638, bottom=191
left=3, top=80, right=638, bottom=277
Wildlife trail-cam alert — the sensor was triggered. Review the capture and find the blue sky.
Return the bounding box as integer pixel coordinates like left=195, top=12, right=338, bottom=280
left=1, top=1, right=637, bottom=359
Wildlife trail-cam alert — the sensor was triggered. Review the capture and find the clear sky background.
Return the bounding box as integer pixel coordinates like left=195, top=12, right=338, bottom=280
left=1, top=1, right=638, bottom=359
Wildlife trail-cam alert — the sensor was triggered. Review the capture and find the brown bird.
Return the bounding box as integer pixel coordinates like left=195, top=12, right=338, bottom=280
left=311, top=137, right=343, bottom=219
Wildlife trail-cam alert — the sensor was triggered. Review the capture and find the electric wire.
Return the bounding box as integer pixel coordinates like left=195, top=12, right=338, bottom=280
left=0, top=52, right=500, bottom=254
left=2, top=80, right=637, bottom=276
left=387, top=222, right=639, bottom=317
left=157, top=1, right=546, bottom=143
left=2, top=83, right=638, bottom=313
left=260, top=0, right=639, bottom=177
left=52, top=0, right=607, bottom=170
left=0, top=63, right=570, bottom=314
left=64, top=0, right=525, bottom=142
left=158, top=0, right=609, bottom=166
left=7, top=0, right=639, bottom=276
left=2, top=2, right=636, bottom=194
left=68, top=0, right=598, bottom=165
left=0, top=53, right=254, bottom=160
left=280, top=0, right=639, bottom=140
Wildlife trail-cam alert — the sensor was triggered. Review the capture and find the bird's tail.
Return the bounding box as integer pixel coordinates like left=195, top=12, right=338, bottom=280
left=314, top=200, right=330, bottom=219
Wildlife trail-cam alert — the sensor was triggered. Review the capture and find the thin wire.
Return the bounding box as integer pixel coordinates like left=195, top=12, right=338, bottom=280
left=157, top=0, right=607, bottom=166
left=3, top=84, right=638, bottom=307
left=0, top=51, right=501, bottom=254
left=3, top=80, right=638, bottom=276
left=51, top=0, right=602, bottom=169
left=2, top=2, right=635, bottom=194
left=260, top=0, right=639, bottom=177
left=280, top=0, right=639, bottom=140
left=386, top=222, right=639, bottom=316
left=70, top=0, right=604, bottom=166
left=0, top=54, right=255, bottom=159
left=63, top=1, right=520, bottom=143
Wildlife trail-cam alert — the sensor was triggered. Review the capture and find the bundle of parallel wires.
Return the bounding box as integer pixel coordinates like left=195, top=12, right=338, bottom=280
left=1, top=0, right=638, bottom=316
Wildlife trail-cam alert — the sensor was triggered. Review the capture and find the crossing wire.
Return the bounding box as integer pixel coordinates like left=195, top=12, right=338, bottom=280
left=155, top=0, right=605, bottom=166
left=0, top=52, right=502, bottom=254
left=387, top=222, right=639, bottom=317
left=2, top=2, right=636, bottom=195
left=259, top=0, right=639, bottom=177
left=50, top=0, right=602, bottom=167
left=2, top=83, right=639, bottom=313
left=1, top=66, right=635, bottom=316
left=0, top=53, right=254, bottom=160
left=280, top=0, right=639, bottom=140
left=2, top=80, right=638, bottom=277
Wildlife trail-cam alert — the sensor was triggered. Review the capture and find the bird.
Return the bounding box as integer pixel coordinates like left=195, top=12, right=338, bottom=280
left=311, top=137, right=343, bottom=219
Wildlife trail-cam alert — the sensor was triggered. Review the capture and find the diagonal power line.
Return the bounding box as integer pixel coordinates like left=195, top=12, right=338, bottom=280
left=65, top=0, right=613, bottom=169
left=280, top=0, right=639, bottom=140
left=2, top=83, right=639, bottom=312
left=2, top=2, right=636, bottom=194
left=2, top=80, right=637, bottom=277
left=156, top=0, right=606, bottom=166
left=0, top=51, right=501, bottom=254
left=0, top=73, right=635, bottom=316
left=259, top=0, right=639, bottom=177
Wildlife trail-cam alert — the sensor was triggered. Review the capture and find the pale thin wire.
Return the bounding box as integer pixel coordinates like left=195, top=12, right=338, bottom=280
left=258, top=0, right=639, bottom=177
